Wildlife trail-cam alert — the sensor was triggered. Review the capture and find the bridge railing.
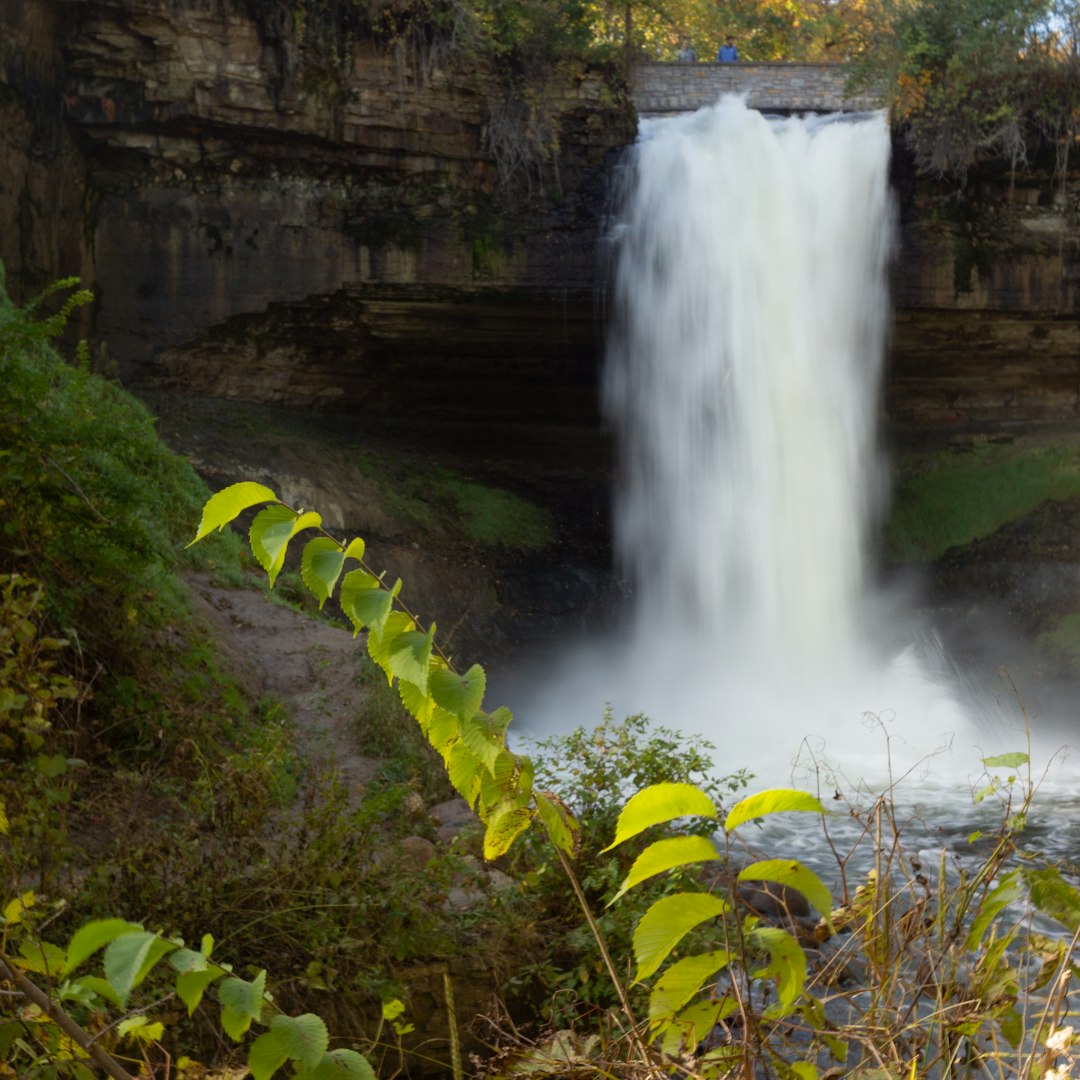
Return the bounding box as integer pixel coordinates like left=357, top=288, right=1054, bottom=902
left=630, top=62, right=883, bottom=115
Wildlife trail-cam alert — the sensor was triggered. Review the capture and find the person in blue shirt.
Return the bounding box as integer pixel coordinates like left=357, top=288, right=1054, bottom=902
left=717, top=36, right=738, bottom=62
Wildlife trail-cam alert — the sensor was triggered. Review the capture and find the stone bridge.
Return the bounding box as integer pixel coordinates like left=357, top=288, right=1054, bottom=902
left=630, top=62, right=883, bottom=115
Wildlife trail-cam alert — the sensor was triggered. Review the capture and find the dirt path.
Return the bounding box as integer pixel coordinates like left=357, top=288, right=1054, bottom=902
left=185, top=572, right=382, bottom=794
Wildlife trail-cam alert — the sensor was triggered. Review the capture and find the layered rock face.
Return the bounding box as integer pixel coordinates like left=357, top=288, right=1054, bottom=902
left=889, top=151, right=1080, bottom=431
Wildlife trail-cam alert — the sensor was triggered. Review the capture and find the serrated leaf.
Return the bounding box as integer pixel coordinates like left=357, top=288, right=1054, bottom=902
left=535, top=791, right=580, bottom=858
left=16, top=939, right=66, bottom=976
left=312, top=1049, right=377, bottom=1080
left=339, top=569, right=390, bottom=636
left=737, top=859, right=833, bottom=920
left=398, top=678, right=436, bottom=727
left=366, top=610, right=415, bottom=679
left=447, top=742, right=484, bottom=807
left=219, top=970, right=267, bottom=1025
left=177, top=967, right=226, bottom=1016
left=169, top=948, right=207, bottom=974
left=65, top=918, right=142, bottom=975
left=483, top=804, right=533, bottom=859
left=430, top=665, right=486, bottom=720
left=250, top=505, right=322, bottom=587
left=982, top=752, right=1029, bottom=769
left=634, top=892, right=730, bottom=981
left=648, top=949, right=732, bottom=1024
left=301, top=537, right=346, bottom=608
left=749, top=926, right=807, bottom=1014
left=104, top=932, right=177, bottom=1007
left=725, top=789, right=826, bottom=832
left=190, top=482, right=278, bottom=545
left=460, top=712, right=507, bottom=772
left=612, top=835, right=722, bottom=903
left=249, top=1030, right=289, bottom=1080
left=271, top=1014, right=329, bottom=1069
left=342, top=537, right=366, bottom=563
left=427, top=707, right=460, bottom=756
left=603, top=783, right=718, bottom=853
left=222, top=1005, right=253, bottom=1042
left=385, top=627, right=435, bottom=694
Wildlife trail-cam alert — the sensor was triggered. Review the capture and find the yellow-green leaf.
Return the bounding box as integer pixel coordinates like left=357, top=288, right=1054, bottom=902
left=634, top=891, right=730, bottom=981
left=648, top=949, right=732, bottom=1025
left=3, top=891, right=35, bottom=926
left=612, top=835, right=722, bottom=903
left=430, top=664, right=486, bottom=720
left=749, top=926, right=807, bottom=1014
left=301, top=537, right=346, bottom=608
left=725, top=789, right=826, bottom=832
left=535, top=791, right=580, bottom=858
left=270, top=1014, right=329, bottom=1070
left=483, top=804, right=533, bottom=859
left=603, top=782, right=717, bottom=852
left=250, top=506, right=322, bottom=587
left=340, top=569, right=394, bottom=637
left=737, top=859, right=833, bottom=920
left=65, top=918, right=142, bottom=975
left=189, top=482, right=278, bottom=545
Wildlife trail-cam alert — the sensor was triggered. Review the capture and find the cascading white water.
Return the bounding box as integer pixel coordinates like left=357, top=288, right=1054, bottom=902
left=511, top=96, right=1050, bottom=792
left=605, top=98, right=892, bottom=673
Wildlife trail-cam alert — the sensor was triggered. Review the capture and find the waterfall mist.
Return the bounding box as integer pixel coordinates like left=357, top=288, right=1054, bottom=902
left=508, top=97, right=1052, bottom=792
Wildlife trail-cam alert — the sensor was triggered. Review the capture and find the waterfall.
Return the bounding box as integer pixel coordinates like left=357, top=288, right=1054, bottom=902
left=605, top=98, right=892, bottom=673
left=510, top=96, right=1037, bottom=790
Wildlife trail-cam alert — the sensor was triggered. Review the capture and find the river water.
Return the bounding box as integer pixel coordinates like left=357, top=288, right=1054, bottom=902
left=509, top=97, right=1078, bottom=870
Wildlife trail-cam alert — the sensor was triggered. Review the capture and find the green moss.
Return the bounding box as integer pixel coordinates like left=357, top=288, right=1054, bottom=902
left=1036, top=614, right=1080, bottom=674
left=885, top=442, right=1080, bottom=563
left=356, top=453, right=555, bottom=551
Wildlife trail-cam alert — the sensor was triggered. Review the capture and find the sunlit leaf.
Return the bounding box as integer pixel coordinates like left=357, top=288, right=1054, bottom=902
left=340, top=569, right=394, bottom=637
left=725, top=789, right=826, bottom=832
left=982, top=752, right=1029, bottom=769
left=648, top=949, right=731, bottom=1024
left=612, top=835, right=722, bottom=903
left=301, top=537, right=346, bottom=608
left=603, top=782, right=717, bottom=852
left=176, top=967, right=226, bottom=1016
left=103, top=931, right=177, bottom=1007
left=634, top=891, right=730, bottom=981
left=250, top=505, right=322, bottom=587
left=737, top=859, right=832, bottom=920
left=483, top=804, right=534, bottom=859
left=190, top=482, right=278, bottom=545
left=535, top=791, right=580, bottom=858
left=430, top=664, right=486, bottom=720
left=749, top=926, right=807, bottom=1015
left=966, top=869, right=1023, bottom=950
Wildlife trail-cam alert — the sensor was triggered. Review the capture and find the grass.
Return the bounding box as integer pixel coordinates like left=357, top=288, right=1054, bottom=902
left=356, top=453, right=556, bottom=552
left=885, top=441, right=1080, bottom=562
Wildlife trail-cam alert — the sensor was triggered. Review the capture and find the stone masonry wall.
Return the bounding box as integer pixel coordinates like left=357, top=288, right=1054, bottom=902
left=630, top=62, right=882, bottom=115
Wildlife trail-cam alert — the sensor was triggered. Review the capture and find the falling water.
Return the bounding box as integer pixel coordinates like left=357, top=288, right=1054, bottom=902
left=511, top=96, right=1057, bottom=795
left=606, top=98, right=891, bottom=672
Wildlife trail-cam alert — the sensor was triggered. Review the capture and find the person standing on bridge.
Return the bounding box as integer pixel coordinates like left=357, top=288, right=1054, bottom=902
left=717, top=35, right=738, bottom=62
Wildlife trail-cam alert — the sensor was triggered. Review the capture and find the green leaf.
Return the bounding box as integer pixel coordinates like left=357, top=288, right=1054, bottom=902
left=737, top=859, right=833, bottom=920
left=634, top=891, right=730, bottom=981
left=725, top=789, right=826, bottom=832
left=399, top=677, right=437, bottom=727
left=250, top=506, right=322, bottom=587
left=17, top=939, right=66, bottom=976
left=1026, top=867, right=1080, bottom=932
left=612, top=835, right=722, bottom=903
left=116, top=1016, right=164, bottom=1044
left=366, top=610, right=414, bottom=678
left=427, top=707, right=460, bottom=756
left=535, top=791, right=580, bottom=858
left=385, top=627, right=435, bottom=694
left=966, top=869, right=1023, bottom=951
left=169, top=948, right=207, bottom=973
left=190, top=482, right=278, bottom=545
left=65, top=918, right=142, bottom=976
left=311, top=1049, right=377, bottom=1080
left=748, top=926, right=807, bottom=1015
left=790, top=1063, right=818, bottom=1080
left=103, top=932, right=177, bottom=1007
left=982, top=752, right=1029, bottom=769
left=430, top=665, right=486, bottom=720
left=460, top=711, right=509, bottom=773
left=648, top=949, right=732, bottom=1024
left=342, top=537, right=365, bottom=563
left=340, top=570, right=394, bottom=637
left=447, top=742, right=484, bottom=807
left=219, top=970, right=267, bottom=1039
left=66, top=975, right=121, bottom=1008
left=301, top=538, right=346, bottom=608
left=176, top=967, right=225, bottom=1016
left=483, top=804, right=534, bottom=859
left=603, top=782, right=718, bottom=852
left=271, top=1014, right=329, bottom=1070
left=249, top=1030, right=289, bottom=1080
